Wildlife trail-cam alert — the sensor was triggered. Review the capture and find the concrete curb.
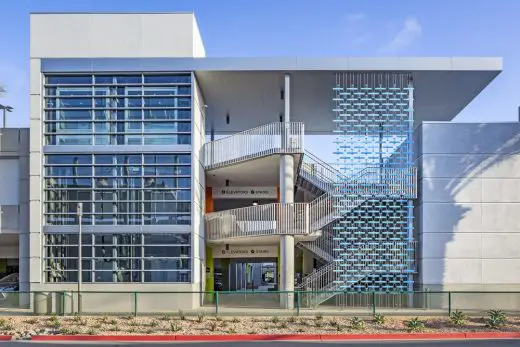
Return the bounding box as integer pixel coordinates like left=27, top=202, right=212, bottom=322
left=30, top=332, right=520, bottom=341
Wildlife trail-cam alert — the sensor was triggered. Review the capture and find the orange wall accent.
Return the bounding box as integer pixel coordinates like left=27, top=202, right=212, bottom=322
left=277, top=187, right=280, bottom=202
left=205, top=187, right=214, bottom=213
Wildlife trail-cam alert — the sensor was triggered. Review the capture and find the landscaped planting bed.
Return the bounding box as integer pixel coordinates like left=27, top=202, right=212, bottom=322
left=1, top=310, right=518, bottom=339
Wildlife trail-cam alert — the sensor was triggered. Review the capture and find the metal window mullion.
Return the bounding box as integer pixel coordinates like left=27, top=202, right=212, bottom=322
left=141, top=233, right=145, bottom=283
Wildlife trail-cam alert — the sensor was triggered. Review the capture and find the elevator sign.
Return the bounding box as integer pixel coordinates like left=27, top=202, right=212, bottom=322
left=213, top=245, right=278, bottom=258
left=213, top=187, right=277, bottom=199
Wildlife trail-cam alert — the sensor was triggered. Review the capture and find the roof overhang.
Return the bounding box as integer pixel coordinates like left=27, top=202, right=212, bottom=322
left=41, top=57, right=502, bottom=134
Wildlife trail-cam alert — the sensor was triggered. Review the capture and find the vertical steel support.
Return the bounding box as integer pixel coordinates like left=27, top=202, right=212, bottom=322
left=280, top=73, right=295, bottom=309
left=134, top=292, right=138, bottom=317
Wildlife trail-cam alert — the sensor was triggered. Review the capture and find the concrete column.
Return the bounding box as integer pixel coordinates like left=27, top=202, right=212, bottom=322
left=280, top=73, right=295, bottom=309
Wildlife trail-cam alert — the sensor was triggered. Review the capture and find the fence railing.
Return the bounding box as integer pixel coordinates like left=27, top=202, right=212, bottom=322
left=203, top=122, right=304, bottom=170
left=3, top=290, right=520, bottom=317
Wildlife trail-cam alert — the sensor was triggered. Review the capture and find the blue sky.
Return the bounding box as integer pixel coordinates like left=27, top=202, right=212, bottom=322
left=1, top=0, right=518, bottom=132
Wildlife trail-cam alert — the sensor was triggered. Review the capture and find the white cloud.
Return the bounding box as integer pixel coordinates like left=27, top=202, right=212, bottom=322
left=346, top=12, right=366, bottom=22
left=379, top=16, right=422, bottom=52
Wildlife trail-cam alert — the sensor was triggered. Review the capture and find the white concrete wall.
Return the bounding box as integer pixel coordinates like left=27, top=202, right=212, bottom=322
left=30, top=13, right=205, bottom=58
left=416, top=122, right=520, bottom=291
left=191, top=74, right=206, bottom=296
left=27, top=57, right=43, bottom=304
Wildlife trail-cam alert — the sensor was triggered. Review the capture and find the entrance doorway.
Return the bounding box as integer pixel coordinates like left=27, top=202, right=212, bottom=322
left=214, top=258, right=277, bottom=292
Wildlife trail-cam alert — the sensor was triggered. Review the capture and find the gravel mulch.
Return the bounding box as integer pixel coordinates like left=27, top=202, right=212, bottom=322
left=0, top=314, right=519, bottom=337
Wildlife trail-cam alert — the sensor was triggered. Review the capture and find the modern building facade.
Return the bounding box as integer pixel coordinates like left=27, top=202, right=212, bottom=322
left=0, top=12, right=512, bottom=311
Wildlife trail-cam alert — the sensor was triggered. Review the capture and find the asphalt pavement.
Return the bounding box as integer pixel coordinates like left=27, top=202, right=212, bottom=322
left=1, top=340, right=520, bottom=346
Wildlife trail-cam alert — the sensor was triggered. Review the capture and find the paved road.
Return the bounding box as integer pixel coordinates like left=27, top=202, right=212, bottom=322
left=2, top=341, right=520, bottom=346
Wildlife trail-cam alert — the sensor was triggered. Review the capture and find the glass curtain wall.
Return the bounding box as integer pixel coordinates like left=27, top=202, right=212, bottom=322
left=42, top=73, right=193, bottom=283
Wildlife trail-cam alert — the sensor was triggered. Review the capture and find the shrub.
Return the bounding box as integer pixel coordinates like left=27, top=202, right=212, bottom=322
left=299, top=318, right=309, bottom=326
left=92, top=323, right=102, bottom=329
left=149, top=320, right=159, bottom=327
left=170, top=323, right=182, bottom=332
left=450, top=310, right=467, bottom=326
left=227, top=328, right=237, bottom=334
left=350, top=317, right=366, bottom=330
left=108, top=325, right=120, bottom=332
left=231, top=317, right=240, bottom=323
left=62, top=328, right=79, bottom=335
left=197, top=313, right=205, bottom=323
left=220, top=321, right=229, bottom=328
left=127, top=327, right=136, bottom=333
left=25, top=318, right=39, bottom=324
left=374, top=314, right=386, bottom=325
left=209, top=321, right=218, bottom=332
left=271, top=316, right=280, bottom=323
left=159, top=315, right=171, bottom=321
left=145, top=329, right=154, bottom=334
left=72, top=314, right=83, bottom=323
left=247, top=330, right=257, bottom=334
left=335, top=323, right=344, bottom=332
left=47, top=320, right=61, bottom=329
left=329, top=319, right=338, bottom=327
left=109, top=319, right=118, bottom=325
left=315, top=313, right=324, bottom=320
left=178, top=310, right=186, bottom=321
left=215, top=316, right=223, bottom=322
left=0, top=323, right=13, bottom=331
left=486, top=310, right=506, bottom=329
left=100, top=315, right=109, bottom=324
left=405, top=317, right=425, bottom=332
left=488, top=310, right=506, bottom=324
left=87, top=328, right=96, bottom=335
left=279, top=321, right=288, bottom=329
left=288, top=316, right=297, bottom=323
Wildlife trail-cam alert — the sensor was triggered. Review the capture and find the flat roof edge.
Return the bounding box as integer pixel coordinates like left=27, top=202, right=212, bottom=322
left=39, top=57, right=503, bottom=73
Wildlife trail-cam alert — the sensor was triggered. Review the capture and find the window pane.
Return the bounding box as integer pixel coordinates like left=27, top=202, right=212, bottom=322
left=144, top=271, right=190, bottom=283
left=54, top=88, right=92, bottom=96
left=144, top=234, right=190, bottom=245
left=46, top=155, right=92, bottom=165
left=144, top=109, right=190, bottom=120
left=51, top=98, right=91, bottom=108
left=143, top=135, right=190, bottom=145
left=143, top=87, right=184, bottom=96
left=47, top=75, right=92, bottom=84
left=144, top=258, right=190, bottom=270
left=143, top=122, right=180, bottom=133
left=56, top=110, right=92, bottom=121
left=50, top=122, right=92, bottom=133
left=143, top=75, right=190, bottom=84
left=114, top=76, right=141, bottom=84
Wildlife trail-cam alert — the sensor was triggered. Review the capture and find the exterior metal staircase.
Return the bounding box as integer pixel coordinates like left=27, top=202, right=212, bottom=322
left=295, top=151, right=417, bottom=307
left=202, top=123, right=417, bottom=307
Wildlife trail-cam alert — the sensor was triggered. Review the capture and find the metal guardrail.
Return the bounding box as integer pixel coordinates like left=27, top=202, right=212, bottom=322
left=205, top=203, right=311, bottom=241
left=3, top=290, right=520, bottom=316
left=203, top=122, right=304, bottom=170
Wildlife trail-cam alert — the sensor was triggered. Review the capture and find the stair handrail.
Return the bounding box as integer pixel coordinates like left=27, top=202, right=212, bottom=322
left=204, top=122, right=304, bottom=169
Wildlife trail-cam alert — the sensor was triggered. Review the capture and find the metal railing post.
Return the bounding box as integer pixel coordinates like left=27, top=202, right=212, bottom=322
left=372, top=291, right=376, bottom=316
left=215, top=291, right=219, bottom=316
left=296, top=291, right=300, bottom=316
left=448, top=291, right=452, bottom=316
left=134, top=292, right=138, bottom=317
